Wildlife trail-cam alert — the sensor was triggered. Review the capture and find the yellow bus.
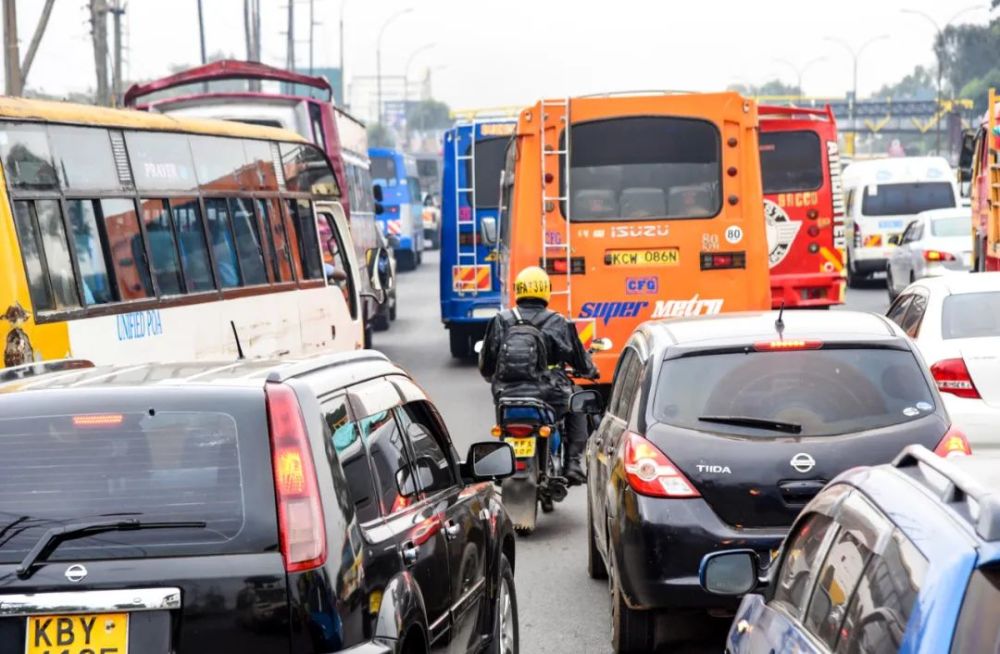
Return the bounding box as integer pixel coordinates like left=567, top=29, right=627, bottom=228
left=0, top=97, right=381, bottom=369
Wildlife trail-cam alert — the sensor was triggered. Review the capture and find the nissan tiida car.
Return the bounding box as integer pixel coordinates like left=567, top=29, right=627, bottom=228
left=584, top=310, right=970, bottom=654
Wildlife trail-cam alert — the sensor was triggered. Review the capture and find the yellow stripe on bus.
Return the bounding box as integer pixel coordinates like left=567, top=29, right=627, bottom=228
left=819, top=246, right=844, bottom=273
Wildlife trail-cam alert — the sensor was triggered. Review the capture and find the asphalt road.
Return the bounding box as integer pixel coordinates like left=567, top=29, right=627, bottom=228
left=375, top=251, right=889, bottom=654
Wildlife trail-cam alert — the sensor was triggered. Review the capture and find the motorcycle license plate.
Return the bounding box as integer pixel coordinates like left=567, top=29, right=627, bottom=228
left=505, top=437, right=536, bottom=458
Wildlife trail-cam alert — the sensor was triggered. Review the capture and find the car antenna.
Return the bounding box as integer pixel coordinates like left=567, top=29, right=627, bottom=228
left=775, top=302, right=786, bottom=339
left=230, top=320, right=245, bottom=360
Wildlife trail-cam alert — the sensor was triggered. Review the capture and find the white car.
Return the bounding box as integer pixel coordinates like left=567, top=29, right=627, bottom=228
left=886, top=208, right=973, bottom=300
left=886, top=272, right=1000, bottom=456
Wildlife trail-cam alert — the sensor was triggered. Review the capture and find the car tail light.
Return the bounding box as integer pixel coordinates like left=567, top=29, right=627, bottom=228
left=753, top=339, right=823, bottom=351
left=504, top=424, right=534, bottom=438
left=934, top=425, right=972, bottom=458
left=700, top=251, right=746, bottom=270
left=923, top=250, right=956, bottom=262
left=623, top=432, right=700, bottom=498
left=930, top=358, right=981, bottom=399
left=266, top=383, right=326, bottom=572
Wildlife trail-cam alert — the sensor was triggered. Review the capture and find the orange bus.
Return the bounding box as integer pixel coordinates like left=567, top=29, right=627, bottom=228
left=759, top=105, right=846, bottom=307
left=495, top=92, right=771, bottom=384
left=966, top=88, right=1000, bottom=272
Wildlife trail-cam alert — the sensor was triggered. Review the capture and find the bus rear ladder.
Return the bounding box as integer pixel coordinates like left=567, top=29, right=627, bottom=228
left=454, top=121, right=480, bottom=295
left=540, top=97, right=573, bottom=317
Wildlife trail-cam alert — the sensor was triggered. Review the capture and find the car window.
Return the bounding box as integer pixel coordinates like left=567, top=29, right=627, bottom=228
left=361, top=410, right=417, bottom=515
left=861, top=182, right=955, bottom=217
left=899, top=292, right=927, bottom=337
left=651, top=348, right=935, bottom=437
left=772, top=513, right=837, bottom=616
left=886, top=295, right=913, bottom=326
left=324, top=395, right=381, bottom=524
left=900, top=222, right=918, bottom=244
left=930, top=216, right=968, bottom=237
left=942, top=292, right=1000, bottom=340
left=609, top=349, right=638, bottom=419
left=950, top=565, right=1000, bottom=654
left=397, top=402, right=456, bottom=495
left=835, top=530, right=927, bottom=654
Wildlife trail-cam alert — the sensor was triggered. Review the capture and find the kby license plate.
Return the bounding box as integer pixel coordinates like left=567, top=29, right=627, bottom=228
left=605, top=249, right=679, bottom=267
left=505, top=437, right=536, bottom=458
left=27, top=613, right=128, bottom=654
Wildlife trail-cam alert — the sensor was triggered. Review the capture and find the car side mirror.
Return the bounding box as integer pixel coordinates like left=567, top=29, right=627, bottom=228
left=699, top=550, right=760, bottom=596
left=462, top=441, right=515, bottom=482
left=386, top=234, right=401, bottom=249
left=395, top=466, right=418, bottom=498
left=372, top=183, right=384, bottom=203
left=480, top=217, right=498, bottom=246
left=570, top=389, right=604, bottom=415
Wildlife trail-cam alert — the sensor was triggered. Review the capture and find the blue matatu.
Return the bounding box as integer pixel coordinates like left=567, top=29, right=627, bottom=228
left=439, top=119, right=516, bottom=358
left=368, top=147, right=425, bottom=271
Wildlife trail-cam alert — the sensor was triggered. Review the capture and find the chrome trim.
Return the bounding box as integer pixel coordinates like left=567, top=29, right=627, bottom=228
left=0, top=587, right=181, bottom=617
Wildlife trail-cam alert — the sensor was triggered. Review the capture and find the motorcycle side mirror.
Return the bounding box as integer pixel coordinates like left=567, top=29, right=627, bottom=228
left=474, top=340, right=484, bottom=354
left=590, top=337, right=613, bottom=352
left=570, top=389, right=604, bottom=415
left=462, top=441, right=515, bottom=482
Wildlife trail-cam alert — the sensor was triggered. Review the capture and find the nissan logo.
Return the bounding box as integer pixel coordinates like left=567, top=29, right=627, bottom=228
left=64, top=564, right=88, bottom=583
left=790, top=453, right=816, bottom=474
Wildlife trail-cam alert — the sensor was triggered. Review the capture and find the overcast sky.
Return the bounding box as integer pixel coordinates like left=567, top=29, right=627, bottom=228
left=10, top=0, right=994, bottom=113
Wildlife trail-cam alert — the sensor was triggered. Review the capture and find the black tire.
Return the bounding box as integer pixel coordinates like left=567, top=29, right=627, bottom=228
left=372, top=307, right=390, bottom=332
left=886, top=267, right=898, bottom=302
left=449, top=327, right=471, bottom=359
left=363, top=323, right=373, bottom=349
left=397, top=251, right=416, bottom=272
left=487, top=555, right=518, bottom=654
left=416, top=250, right=423, bottom=266
left=610, top=554, right=655, bottom=654
left=389, top=293, right=398, bottom=321
left=846, top=252, right=865, bottom=288
left=586, top=497, right=608, bottom=580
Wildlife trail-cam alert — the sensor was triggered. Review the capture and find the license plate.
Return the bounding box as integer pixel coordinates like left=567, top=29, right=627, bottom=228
left=505, top=437, right=536, bottom=458
left=605, top=248, right=679, bottom=267
left=27, top=613, right=128, bottom=654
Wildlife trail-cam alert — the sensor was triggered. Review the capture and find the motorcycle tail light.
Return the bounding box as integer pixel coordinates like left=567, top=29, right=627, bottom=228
left=504, top=424, right=534, bottom=438
left=623, top=431, right=700, bottom=498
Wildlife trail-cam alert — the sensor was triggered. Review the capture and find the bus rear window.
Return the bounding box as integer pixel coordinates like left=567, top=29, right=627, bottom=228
left=564, top=116, right=721, bottom=222
left=371, top=156, right=398, bottom=182
left=861, top=182, right=954, bottom=217
left=760, top=130, right=823, bottom=194
left=466, top=137, right=508, bottom=209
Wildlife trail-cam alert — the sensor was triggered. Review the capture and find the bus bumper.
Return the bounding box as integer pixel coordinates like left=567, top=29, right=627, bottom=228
left=770, top=273, right=845, bottom=308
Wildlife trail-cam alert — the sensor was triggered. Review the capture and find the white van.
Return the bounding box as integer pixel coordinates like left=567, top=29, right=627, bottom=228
left=842, top=156, right=959, bottom=286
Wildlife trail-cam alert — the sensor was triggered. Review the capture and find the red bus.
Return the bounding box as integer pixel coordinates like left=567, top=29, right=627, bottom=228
left=759, top=105, right=846, bottom=308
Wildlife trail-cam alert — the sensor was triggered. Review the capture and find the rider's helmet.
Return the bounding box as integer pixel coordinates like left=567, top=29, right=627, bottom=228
left=514, top=266, right=551, bottom=305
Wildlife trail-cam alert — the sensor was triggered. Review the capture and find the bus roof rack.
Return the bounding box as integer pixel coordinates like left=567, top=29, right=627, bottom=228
left=575, top=89, right=698, bottom=99
left=759, top=104, right=835, bottom=121
left=0, top=359, right=95, bottom=384
left=893, top=445, right=1000, bottom=541
left=267, top=349, right=392, bottom=383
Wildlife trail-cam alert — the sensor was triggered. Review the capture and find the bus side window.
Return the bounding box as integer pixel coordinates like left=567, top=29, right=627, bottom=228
left=139, top=199, right=184, bottom=297
left=203, top=198, right=242, bottom=289
left=257, top=199, right=294, bottom=283
left=12, top=200, right=80, bottom=312
left=321, top=213, right=357, bottom=319
left=227, top=198, right=268, bottom=286
left=167, top=197, right=215, bottom=293
left=99, top=198, right=153, bottom=301
left=287, top=199, right=324, bottom=280
left=65, top=199, right=114, bottom=305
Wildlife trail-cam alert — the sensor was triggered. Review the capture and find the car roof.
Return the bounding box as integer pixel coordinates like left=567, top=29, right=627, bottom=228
left=908, top=272, right=1000, bottom=296
left=916, top=207, right=970, bottom=221
left=0, top=351, right=403, bottom=395
left=842, top=156, right=953, bottom=186
left=639, top=310, right=902, bottom=350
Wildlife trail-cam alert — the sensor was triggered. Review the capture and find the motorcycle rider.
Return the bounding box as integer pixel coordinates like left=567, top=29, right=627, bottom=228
left=478, top=266, right=597, bottom=485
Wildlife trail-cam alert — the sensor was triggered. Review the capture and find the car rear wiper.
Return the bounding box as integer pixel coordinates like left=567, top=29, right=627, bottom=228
left=697, top=415, right=803, bottom=434
left=16, top=518, right=206, bottom=579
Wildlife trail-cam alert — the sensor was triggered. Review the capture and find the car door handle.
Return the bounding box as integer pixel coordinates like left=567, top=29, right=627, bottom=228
left=401, top=541, right=419, bottom=566
left=444, top=519, right=462, bottom=541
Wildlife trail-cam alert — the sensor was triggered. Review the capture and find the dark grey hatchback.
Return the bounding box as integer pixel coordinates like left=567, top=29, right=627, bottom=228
left=585, top=310, right=972, bottom=653
left=0, top=352, right=518, bottom=654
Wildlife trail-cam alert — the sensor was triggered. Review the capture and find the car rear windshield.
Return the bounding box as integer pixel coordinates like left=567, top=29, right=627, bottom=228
left=652, top=348, right=935, bottom=437
left=0, top=406, right=251, bottom=563
left=861, top=182, right=954, bottom=217
left=942, top=292, right=1000, bottom=339
left=564, top=116, right=721, bottom=222
left=370, top=155, right=397, bottom=181
left=760, top=130, right=823, bottom=194
left=465, top=137, right=507, bottom=209
left=930, top=216, right=969, bottom=237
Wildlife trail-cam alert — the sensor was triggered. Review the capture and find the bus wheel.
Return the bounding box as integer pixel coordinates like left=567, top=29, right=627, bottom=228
left=449, top=327, right=472, bottom=359
left=397, top=251, right=416, bottom=272
left=846, top=254, right=864, bottom=288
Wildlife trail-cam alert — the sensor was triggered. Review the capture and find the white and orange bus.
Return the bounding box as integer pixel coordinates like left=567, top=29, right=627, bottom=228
left=495, top=92, right=771, bottom=385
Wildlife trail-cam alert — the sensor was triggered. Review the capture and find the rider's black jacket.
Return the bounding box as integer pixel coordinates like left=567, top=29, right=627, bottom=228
left=478, top=298, right=597, bottom=411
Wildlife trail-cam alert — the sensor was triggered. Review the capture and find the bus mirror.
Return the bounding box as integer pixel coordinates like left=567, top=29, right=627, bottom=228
left=374, top=202, right=385, bottom=216
left=480, top=217, right=498, bottom=246
left=958, top=130, right=975, bottom=179
left=367, top=247, right=393, bottom=297
left=372, top=184, right=384, bottom=203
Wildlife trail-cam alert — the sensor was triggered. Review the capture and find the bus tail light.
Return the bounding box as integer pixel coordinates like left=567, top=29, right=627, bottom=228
left=930, top=358, right=981, bottom=399
left=266, top=383, right=327, bottom=573
left=934, top=426, right=972, bottom=458
left=700, top=251, right=746, bottom=270
left=923, top=250, right=956, bottom=262
left=540, top=257, right=586, bottom=275
left=623, top=432, right=700, bottom=498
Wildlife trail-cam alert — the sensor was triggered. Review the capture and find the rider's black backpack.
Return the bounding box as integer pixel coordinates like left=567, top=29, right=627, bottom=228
left=494, top=307, right=549, bottom=384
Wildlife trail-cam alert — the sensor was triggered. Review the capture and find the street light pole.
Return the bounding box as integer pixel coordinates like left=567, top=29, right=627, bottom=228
left=774, top=57, right=826, bottom=100
left=376, top=7, right=413, bottom=126
left=402, top=42, right=435, bottom=148
left=825, top=35, right=889, bottom=155
left=901, top=5, right=982, bottom=154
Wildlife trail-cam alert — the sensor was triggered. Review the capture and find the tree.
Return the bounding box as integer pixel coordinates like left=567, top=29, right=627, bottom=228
left=872, top=65, right=936, bottom=101
left=937, top=20, right=1000, bottom=97
left=367, top=123, right=395, bottom=148
left=405, top=99, right=452, bottom=131
left=726, top=79, right=800, bottom=97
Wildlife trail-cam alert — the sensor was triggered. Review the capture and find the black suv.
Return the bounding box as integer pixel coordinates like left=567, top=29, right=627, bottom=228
left=0, top=353, right=518, bottom=654
left=585, top=309, right=971, bottom=653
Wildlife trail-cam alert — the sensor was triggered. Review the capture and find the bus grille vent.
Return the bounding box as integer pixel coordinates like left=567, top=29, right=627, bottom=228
left=109, top=131, right=135, bottom=190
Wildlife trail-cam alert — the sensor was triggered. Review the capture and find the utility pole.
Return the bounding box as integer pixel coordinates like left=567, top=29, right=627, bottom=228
left=285, top=0, right=294, bottom=71
left=308, top=0, right=314, bottom=75
left=90, top=0, right=110, bottom=105
left=244, top=0, right=260, bottom=61
left=110, top=0, right=125, bottom=106
left=196, top=0, right=207, bottom=64
left=339, top=0, right=346, bottom=105
left=3, top=0, right=20, bottom=96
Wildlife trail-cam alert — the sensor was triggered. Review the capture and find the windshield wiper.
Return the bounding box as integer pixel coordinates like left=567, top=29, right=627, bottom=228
left=16, top=518, right=206, bottom=579
left=698, top=415, right=803, bottom=434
